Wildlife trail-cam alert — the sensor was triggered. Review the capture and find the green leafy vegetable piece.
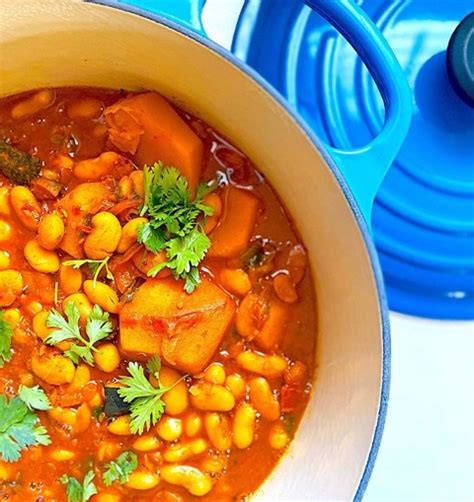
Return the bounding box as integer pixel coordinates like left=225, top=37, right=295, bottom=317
left=62, top=256, right=114, bottom=286
left=60, top=470, right=97, bottom=502
left=0, top=309, right=13, bottom=368
left=138, top=162, right=215, bottom=293
left=18, top=385, right=52, bottom=411
left=0, top=394, right=51, bottom=462
left=0, top=138, right=41, bottom=185
left=45, top=303, right=112, bottom=366
left=103, top=451, right=138, bottom=486
left=117, top=358, right=183, bottom=434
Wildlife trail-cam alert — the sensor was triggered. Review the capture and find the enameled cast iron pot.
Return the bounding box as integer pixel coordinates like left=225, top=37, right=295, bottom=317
left=0, top=0, right=412, bottom=499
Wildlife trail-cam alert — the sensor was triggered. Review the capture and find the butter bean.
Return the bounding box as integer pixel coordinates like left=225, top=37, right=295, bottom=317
left=0, top=250, right=10, bottom=270
left=10, top=186, right=41, bottom=230
left=83, top=280, right=119, bottom=313
left=0, top=270, right=23, bottom=307
left=129, top=170, right=144, bottom=197
left=67, top=97, right=103, bottom=120
left=3, top=308, right=20, bottom=327
left=97, top=441, right=121, bottom=462
left=32, top=311, right=52, bottom=341
left=118, top=176, right=133, bottom=199
left=219, top=268, right=251, bottom=297
left=59, top=264, right=83, bottom=295
left=108, top=415, right=132, bottom=436
left=184, top=412, right=203, bottom=438
left=269, top=422, right=289, bottom=450
left=125, top=470, right=160, bottom=490
left=74, top=152, right=129, bottom=182
left=37, top=213, right=64, bottom=250
left=248, top=377, right=280, bottom=421
left=117, top=217, right=148, bottom=253
left=202, top=363, right=226, bottom=385
left=0, top=220, right=12, bottom=242
left=161, top=465, right=212, bottom=497
left=160, top=367, right=188, bottom=416
left=31, top=351, right=75, bottom=385
left=93, top=343, right=120, bottom=373
left=50, top=449, right=76, bottom=461
left=189, top=382, right=235, bottom=412
left=132, top=434, right=161, bottom=452
left=232, top=403, right=257, bottom=449
left=24, top=240, right=60, bottom=273
left=92, top=492, right=121, bottom=502
left=10, top=89, right=54, bottom=119
left=63, top=293, right=92, bottom=323
left=0, top=187, right=11, bottom=216
left=236, top=351, right=288, bottom=378
left=204, top=413, right=232, bottom=451
left=67, top=364, right=91, bottom=393
left=156, top=416, right=182, bottom=442
left=49, top=406, right=77, bottom=427
left=224, top=374, right=246, bottom=401
left=84, top=212, right=121, bottom=259
left=163, top=438, right=208, bottom=463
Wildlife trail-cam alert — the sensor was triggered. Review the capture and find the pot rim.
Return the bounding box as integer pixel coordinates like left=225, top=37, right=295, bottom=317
left=83, top=1, right=391, bottom=497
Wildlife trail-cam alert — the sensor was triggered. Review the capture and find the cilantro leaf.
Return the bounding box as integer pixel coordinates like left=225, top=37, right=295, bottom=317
left=18, top=385, right=52, bottom=411
left=117, top=359, right=183, bottom=434
left=60, top=470, right=97, bottom=502
left=45, top=303, right=113, bottom=366
left=0, top=395, right=51, bottom=462
left=46, top=301, right=81, bottom=344
left=86, top=305, right=113, bottom=346
left=146, top=356, right=161, bottom=378
left=0, top=309, right=13, bottom=368
left=103, top=451, right=138, bottom=486
left=139, top=162, right=214, bottom=293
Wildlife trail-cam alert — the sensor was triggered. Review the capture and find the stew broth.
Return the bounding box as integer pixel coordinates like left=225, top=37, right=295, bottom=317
left=0, top=88, right=316, bottom=501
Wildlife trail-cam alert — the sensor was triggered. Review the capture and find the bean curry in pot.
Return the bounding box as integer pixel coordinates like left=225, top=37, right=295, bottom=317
left=0, top=88, right=316, bottom=501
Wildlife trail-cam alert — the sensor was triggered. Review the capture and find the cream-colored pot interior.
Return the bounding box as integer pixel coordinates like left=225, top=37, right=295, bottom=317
left=0, top=1, right=385, bottom=500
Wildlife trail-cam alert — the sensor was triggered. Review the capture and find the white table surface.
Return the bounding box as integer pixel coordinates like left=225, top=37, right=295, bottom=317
left=202, top=3, right=474, bottom=500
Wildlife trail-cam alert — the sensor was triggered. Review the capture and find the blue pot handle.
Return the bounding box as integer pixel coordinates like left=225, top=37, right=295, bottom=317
left=305, top=0, right=412, bottom=224
left=116, top=0, right=206, bottom=35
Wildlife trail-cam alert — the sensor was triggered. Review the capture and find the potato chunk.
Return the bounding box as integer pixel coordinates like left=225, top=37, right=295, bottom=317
left=208, top=187, right=259, bottom=258
left=105, top=92, right=203, bottom=195
left=120, top=278, right=235, bottom=374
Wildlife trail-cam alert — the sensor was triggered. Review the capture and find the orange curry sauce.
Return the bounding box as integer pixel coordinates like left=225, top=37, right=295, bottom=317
left=0, top=88, right=316, bottom=501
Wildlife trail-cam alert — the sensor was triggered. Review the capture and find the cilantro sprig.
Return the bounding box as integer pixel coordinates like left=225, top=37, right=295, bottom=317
left=117, top=356, right=184, bottom=434
left=103, top=451, right=138, bottom=486
left=60, top=470, right=97, bottom=502
left=0, top=309, right=13, bottom=368
left=18, top=385, right=52, bottom=411
left=138, top=162, right=215, bottom=293
left=45, top=303, right=113, bottom=366
left=62, top=257, right=114, bottom=286
left=0, top=394, right=51, bottom=462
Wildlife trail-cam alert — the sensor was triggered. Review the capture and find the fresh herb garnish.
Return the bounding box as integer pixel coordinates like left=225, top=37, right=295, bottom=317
left=117, top=357, right=183, bottom=434
left=62, top=257, right=114, bottom=286
left=0, top=309, right=13, bottom=368
left=45, top=303, right=113, bottom=366
left=60, top=470, right=97, bottom=502
left=138, top=162, right=214, bottom=293
left=0, top=394, right=51, bottom=462
left=18, top=385, right=52, bottom=411
left=103, top=451, right=138, bottom=486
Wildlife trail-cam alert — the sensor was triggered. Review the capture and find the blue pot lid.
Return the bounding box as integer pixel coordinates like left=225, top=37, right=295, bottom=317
left=233, top=0, right=474, bottom=320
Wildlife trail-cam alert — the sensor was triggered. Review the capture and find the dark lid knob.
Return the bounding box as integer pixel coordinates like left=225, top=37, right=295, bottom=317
left=446, top=12, right=474, bottom=107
